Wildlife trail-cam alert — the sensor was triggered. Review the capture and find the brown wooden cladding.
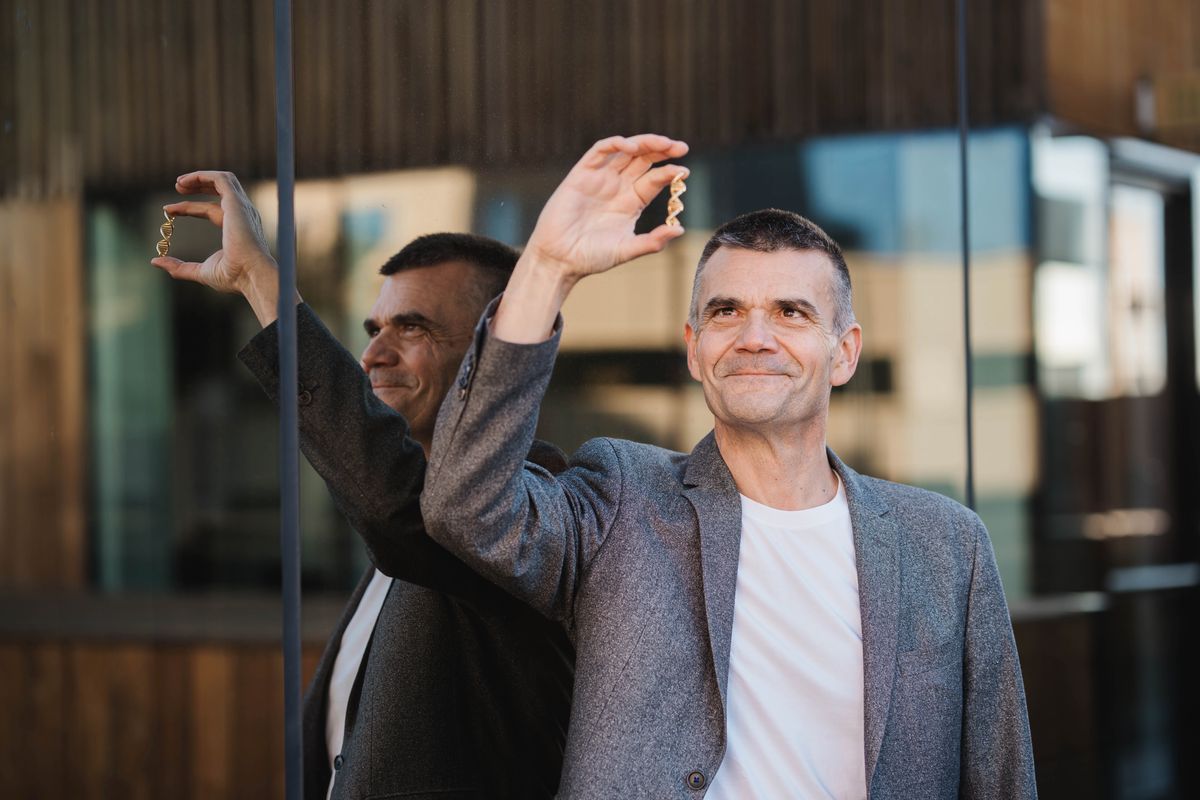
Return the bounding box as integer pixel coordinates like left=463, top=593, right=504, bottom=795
left=0, top=0, right=1042, bottom=199
left=0, top=639, right=322, bottom=799
left=0, top=198, right=87, bottom=589
left=1044, top=0, right=1200, bottom=151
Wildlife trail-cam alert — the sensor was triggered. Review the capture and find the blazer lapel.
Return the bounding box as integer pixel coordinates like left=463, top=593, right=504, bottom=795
left=302, top=566, right=376, bottom=799
left=312, top=568, right=376, bottom=692
left=829, top=451, right=900, bottom=792
left=682, top=432, right=743, bottom=706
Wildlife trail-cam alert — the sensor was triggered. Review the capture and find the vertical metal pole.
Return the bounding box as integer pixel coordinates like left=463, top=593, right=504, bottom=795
left=273, top=0, right=303, bottom=796
left=956, top=0, right=977, bottom=511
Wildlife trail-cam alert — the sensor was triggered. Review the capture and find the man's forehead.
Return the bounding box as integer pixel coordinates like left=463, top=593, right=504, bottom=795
left=370, top=261, right=474, bottom=314
left=699, top=247, right=837, bottom=298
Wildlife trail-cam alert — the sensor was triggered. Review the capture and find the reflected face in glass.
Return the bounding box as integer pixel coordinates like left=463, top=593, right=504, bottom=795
left=685, top=247, right=861, bottom=433
left=360, top=262, right=482, bottom=446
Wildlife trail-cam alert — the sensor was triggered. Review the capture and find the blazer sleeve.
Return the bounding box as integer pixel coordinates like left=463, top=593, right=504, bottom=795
left=237, top=303, right=517, bottom=604
left=421, top=301, right=623, bottom=624
left=959, top=516, right=1039, bottom=798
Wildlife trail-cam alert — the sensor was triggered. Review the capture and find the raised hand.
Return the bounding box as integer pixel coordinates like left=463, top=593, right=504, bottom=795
left=524, top=134, right=690, bottom=282
left=150, top=171, right=291, bottom=326
left=491, top=135, right=689, bottom=343
left=150, top=170, right=275, bottom=295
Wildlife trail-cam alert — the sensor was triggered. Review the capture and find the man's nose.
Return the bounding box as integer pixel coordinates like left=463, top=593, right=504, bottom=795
left=360, top=335, right=400, bottom=372
left=734, top=311, right=778, bottom=352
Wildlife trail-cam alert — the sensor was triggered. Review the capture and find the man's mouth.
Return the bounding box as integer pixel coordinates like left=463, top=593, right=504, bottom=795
left=724, top=371, right=787, bottom=377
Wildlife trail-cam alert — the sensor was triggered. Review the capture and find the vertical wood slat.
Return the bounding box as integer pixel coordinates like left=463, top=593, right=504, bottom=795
left=13, top=0, right=45, bottom=196
left=191, top=645, right=235, bottom=797
left=0, top=643, right=67, bottom=798
left=231, top=648, right=287, bottom=797
left=443, top=0, right=479, bottom=163
left=250, top=0, right=276, bottom=179
left=217, top=0, right=251, bottom=177
left=0, top=197, right=86, bottom=589
left=153, top=646, right=194, bottom=798
left=0, top=0, right=15, bottom=189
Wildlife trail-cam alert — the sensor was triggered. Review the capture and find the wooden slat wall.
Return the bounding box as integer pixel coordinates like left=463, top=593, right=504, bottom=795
left=1044, top=0, right=1200, bottom=150
left=0, top=617, right=1103, bottom=799
left=1, top=0, right=1042, bottom=199
left=0, top=639, right=321, bottom=799
left=0, top=198, right=86, bottom=589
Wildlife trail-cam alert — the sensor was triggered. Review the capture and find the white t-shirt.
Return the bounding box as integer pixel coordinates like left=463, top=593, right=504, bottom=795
left=705, top=478, right=867, bottom=800
left=325, top=568, right=393, bottom=800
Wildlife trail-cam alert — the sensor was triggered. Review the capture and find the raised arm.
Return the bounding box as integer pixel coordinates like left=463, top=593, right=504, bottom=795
left=150, top=171, right=504, bottom=600
left=421, top=135, right=689, bottom=620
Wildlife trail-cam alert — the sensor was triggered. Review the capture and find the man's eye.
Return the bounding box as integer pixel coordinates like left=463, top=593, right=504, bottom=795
left=366, top=328, right=380, bottom=338
left=714, top=307, right=736, bottom=317
left=399, top=324, right=425, bottom=336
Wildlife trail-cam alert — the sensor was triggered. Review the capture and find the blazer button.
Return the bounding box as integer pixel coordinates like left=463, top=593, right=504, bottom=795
left=686, top=770, right=705, bottom=790
left=298, top=389, right=313, bottom=406
left=333, top=754, right=344, bottom=770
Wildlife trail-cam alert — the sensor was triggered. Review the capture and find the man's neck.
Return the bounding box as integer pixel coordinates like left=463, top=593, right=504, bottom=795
left=713, top=421, right=837, bottom=511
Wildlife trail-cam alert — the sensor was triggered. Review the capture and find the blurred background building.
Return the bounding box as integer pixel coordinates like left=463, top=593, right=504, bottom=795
left=1, top=0, right=1197, bottom=797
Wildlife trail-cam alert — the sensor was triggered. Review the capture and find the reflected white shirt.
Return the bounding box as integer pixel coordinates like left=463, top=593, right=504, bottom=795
left=325, top=568, right=392, bottom=800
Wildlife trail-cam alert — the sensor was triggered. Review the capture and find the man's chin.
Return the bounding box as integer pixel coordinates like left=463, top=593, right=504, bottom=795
left=372, top=386, right=416, bottom=414
left=714, top=400, right=790, bottom=428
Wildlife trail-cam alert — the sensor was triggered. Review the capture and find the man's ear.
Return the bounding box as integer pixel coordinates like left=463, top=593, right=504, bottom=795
left=685, top=322, right=702, bottom=382
left=830, top=323, right=863, bottom=387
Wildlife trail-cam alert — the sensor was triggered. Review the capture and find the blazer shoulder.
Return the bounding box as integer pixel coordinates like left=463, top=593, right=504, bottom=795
left=575, top=437, right=688, bottom=480
left=859, top=474, right=986, bottom=541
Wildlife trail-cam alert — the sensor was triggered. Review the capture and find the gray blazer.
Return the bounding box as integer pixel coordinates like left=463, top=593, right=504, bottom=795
left=239, top=305, right=573, bottom=800
left=421, top=311, right=1037, bottom=799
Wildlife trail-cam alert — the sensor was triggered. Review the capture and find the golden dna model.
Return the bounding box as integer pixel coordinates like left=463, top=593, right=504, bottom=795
left=666, top=173, right=686, bottom=227
left=156, top=210, right=176, bottom=257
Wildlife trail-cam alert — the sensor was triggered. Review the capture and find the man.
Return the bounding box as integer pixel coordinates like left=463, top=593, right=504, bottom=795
left=418, top=135, right=1037, bottom=798
left=151, top=171, right=573, bottom=799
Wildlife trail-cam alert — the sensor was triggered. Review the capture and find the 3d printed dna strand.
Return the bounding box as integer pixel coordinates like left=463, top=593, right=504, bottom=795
left=666, top=173, right=686, bottom=227
left=156, top=210, right=175, bottom=257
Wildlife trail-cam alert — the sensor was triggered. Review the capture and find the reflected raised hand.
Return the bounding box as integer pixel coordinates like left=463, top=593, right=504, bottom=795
left=150, top=170, right=290, bottom=326
left=150, top=170, right=275, bottom=295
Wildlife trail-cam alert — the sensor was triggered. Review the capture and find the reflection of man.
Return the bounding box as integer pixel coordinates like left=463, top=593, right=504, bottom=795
left=420, top=136, right=1037, bottom=798
left=151, top=171, right=572, bottom=799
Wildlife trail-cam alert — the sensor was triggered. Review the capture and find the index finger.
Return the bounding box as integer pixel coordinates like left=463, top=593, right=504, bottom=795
left=581, top=134, right=687, bottom=169
left=175, top=170, right=245, bottom=198
left=623, top=133, right=688, bottom=159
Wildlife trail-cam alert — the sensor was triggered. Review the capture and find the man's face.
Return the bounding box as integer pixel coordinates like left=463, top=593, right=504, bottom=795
left=685, top=247, right=861, bottom=434
left=360, top=262, right=485, bottom=445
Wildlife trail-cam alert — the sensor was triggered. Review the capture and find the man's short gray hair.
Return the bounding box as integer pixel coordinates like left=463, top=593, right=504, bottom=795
left=688, top=209, right=855, bottom=335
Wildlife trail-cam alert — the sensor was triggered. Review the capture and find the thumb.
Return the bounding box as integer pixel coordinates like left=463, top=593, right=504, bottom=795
left=151, top=256, right=206, bottom=284
left=618, top=224, right=685, bottom=263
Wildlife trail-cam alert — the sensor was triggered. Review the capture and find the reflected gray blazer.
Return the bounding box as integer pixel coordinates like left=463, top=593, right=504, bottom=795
left=239, top=306, right=572, bottom=800
left=421, top=309, right=1037, bottom=799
